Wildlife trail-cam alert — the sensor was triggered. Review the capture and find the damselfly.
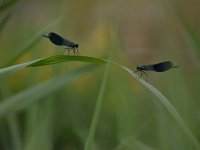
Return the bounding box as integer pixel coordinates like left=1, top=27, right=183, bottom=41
left=43, top=32, right=79, bottom=55
left=134, top=61, right=178, bottom=81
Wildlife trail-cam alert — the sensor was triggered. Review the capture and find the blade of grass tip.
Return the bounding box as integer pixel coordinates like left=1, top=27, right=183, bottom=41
left=0, top=64, right=97, bottom=118
left=0, top=59, right=41, bottom=78
left=3, top=16, right=62, bottom=67
left=28, top=55, right=107, bottom=67
left=84, top=60, right=110, bottom=150
left=116, top=64, right=200, bottom=149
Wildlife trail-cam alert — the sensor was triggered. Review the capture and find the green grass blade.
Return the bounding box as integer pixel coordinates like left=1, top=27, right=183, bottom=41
left=0, top=59, right=41, bottom=78
left=28, top=55, right=107, bottom=67
left=0, top=64, right=97, bottom=118
left=84, top=60, right=110, bottom=150
left=3, top=54, right=197, bottom=148
left=0, top=55, right=106, bottom=79
left=1, top=54, right=198, bottom=148
left=3, top=17, right=62, bottom=67
left=118, top=65, right=200, bottom=150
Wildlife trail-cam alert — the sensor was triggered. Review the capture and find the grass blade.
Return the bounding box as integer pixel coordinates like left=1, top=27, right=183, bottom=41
left=84, top=60, right=110, bottom=150
left=1, top=53, right=198, bottom=148
left=28, top=55, right=107, bottom=67
left=0, top=55, right=106, bottom=78
left=0, top=64, right=97, bottom=118
left=118, top=64, right=200, bottom=150
left=0, top=59, right=41, bottom=78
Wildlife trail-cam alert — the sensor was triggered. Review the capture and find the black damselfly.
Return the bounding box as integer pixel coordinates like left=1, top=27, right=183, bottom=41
left=134, top=61, right=178, bottom=81
left=43, top=32, right=79, bottom=55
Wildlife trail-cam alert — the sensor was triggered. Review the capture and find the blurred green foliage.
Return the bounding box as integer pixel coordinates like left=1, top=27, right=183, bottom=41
left=0, top=0, right=200, bottom=150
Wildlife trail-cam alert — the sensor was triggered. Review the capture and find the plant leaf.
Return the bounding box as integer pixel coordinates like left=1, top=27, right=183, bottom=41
left=0, top=59, right=41, bottom=78
left=28, top=55, right=107, bottom=67
left=118, top=65, right=200, bottom=149
left=84, top=59, right=110, bottom=150
left=0, top=55, right=106, bottom=79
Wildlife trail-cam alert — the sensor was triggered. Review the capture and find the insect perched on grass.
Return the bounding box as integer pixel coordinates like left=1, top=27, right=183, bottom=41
left=134, top=61, right=179, bottom=81
left=42, top=32, right=79, bottom=55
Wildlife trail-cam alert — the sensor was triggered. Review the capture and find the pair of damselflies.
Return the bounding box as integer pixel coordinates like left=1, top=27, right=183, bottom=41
left=42, top=32, right=178, bottom=80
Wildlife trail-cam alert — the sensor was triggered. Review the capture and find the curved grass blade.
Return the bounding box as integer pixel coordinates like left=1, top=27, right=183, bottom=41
left=1, top=53, right=198, bottom=148
left=117, top=64, right=200, bottom=150
left=0, top=59, right=41, bottom=78
left=28, top=55, right=107, bottom=67
left=0, top=64, right=97, bottom=118
left=0, top=55, right=106, bottom=79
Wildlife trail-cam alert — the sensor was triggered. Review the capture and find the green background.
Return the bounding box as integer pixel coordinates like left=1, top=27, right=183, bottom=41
left=0, top=0, right=200, bottom=149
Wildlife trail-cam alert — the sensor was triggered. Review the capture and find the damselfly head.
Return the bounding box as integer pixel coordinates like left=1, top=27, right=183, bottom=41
left=74, top=43, right=79, bottom=48
left=137, top=65, right=146, bottom=71
left=134, top=61, right=179, bottom=81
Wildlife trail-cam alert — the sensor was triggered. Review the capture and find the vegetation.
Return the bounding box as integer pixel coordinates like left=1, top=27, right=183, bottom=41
left=0, top=0, right=200, bottom=150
